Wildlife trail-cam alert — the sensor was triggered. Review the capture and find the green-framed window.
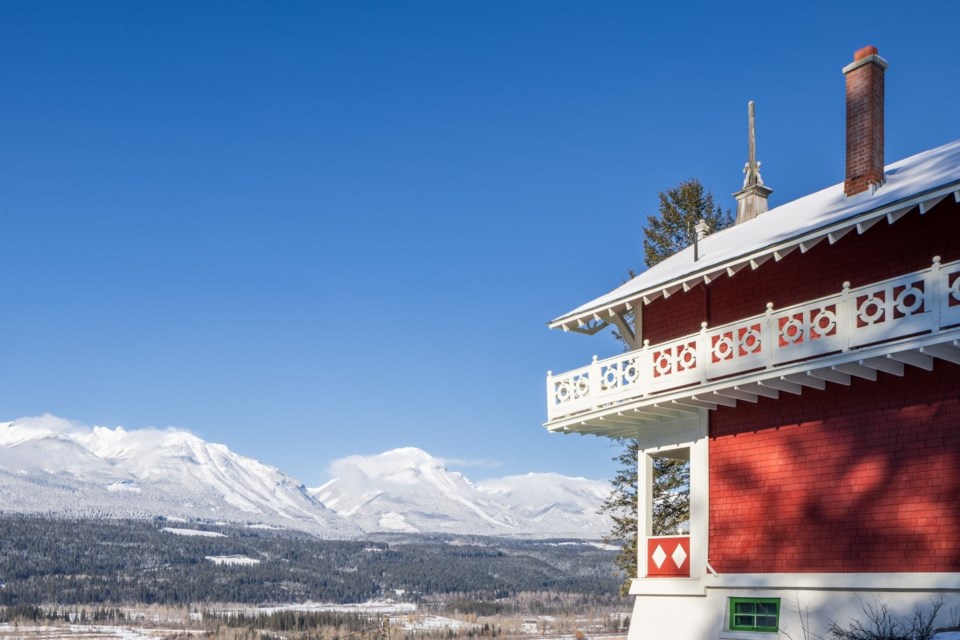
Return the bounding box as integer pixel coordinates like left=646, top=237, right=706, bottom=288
left=729, top=597, right=780, bottom=632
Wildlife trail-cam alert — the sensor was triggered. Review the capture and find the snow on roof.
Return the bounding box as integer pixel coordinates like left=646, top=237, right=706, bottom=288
left=550, top=138, right=960, bottom=329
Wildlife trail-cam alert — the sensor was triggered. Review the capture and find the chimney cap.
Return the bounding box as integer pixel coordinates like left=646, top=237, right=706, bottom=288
left=843, top=46, right=888, bottom=75
left=854, top=45, right=879, bottom=61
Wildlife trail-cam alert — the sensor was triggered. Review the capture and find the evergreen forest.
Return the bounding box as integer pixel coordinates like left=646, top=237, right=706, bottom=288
left=0, top=516, right=619, bottom=606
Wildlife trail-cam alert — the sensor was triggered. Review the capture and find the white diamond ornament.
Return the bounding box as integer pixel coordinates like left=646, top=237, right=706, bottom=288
left=672, top=543, right=688, bottom=568
left=651, top=544, right=667, bottom=569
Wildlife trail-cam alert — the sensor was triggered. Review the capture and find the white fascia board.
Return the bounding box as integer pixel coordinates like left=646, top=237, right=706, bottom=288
left=547, top=162, right=960, bottom=330
left=709, top=572, right=960, bottom=592
left=629, top=573, right=960, bottom=597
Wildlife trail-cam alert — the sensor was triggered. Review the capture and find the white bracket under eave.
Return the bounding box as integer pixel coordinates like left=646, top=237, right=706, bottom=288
left=799, top=236, right=824, bottom=253
left=661, top=284, right=682, bottom=299
left=726, top=263, right=746, bottom=278
left=771, top=246, right=795, bottom=262
left=857, top=217, right=882, bottom=234
left=919, top=194, right=947, bottom=214
left=702, top=269, right=723, bottom=284
left=885, top=206, right=912, bottom=225
left=607, top=312, right=638, bottom=350
left=828, top=226, right=854, bottom=244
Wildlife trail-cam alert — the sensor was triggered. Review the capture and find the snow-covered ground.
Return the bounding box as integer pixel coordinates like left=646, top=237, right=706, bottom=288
left=396, top=615, right=477, bottom=632
left=205, top=555, right=260, bottom=565
left=216, top=600, right=418, bottom=617
left=0, top=624, right=206, bottom=640
left=160, top=527, right=225, bottom=538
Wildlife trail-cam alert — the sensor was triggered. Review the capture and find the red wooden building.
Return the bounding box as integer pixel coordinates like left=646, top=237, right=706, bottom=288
left=545, top=47, right=959, bottom=639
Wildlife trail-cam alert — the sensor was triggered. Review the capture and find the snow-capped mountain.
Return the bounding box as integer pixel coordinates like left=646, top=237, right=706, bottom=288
left=0, top=415, right=359, bottom=537
left=475, top=473, right=613, bottom=536
left=0, top=416, right=611, bottom=539
left=311, top=447, right=610, bottom=538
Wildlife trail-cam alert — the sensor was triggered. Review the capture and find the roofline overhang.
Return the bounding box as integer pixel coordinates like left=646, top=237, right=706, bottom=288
left=548, top=182, right=960, bottom=332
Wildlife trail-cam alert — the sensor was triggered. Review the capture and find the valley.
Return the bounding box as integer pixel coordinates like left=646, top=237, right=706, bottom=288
left=0, top=516, right=628, bottom=639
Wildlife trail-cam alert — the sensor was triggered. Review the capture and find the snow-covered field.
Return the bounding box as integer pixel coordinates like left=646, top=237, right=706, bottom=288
left=0, top=624, right=206, bottom=640
left=160, top=527, right=225, bottom=538
left=205, top=555, right=260, bottom=565
left=396, top=615, right=477, bottom=632
left=216, top=600, right=417, bottom=617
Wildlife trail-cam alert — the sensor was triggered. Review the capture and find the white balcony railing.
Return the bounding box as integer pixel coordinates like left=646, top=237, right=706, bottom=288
left=547, top=257, right=960, bottom=421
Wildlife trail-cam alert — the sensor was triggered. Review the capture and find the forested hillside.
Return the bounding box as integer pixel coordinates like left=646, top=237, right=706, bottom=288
left=0, top=516, right=619, bottom=605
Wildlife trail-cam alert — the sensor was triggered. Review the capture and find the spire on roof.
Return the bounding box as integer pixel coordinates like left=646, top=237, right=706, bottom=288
left=734, top=100, right=773, bottom=224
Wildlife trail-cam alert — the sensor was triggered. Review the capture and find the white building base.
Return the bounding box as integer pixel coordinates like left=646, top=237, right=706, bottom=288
left=626, top=574, right=960, bottom=640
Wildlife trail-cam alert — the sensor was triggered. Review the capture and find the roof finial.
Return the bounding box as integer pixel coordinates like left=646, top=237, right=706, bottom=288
left=743, top=101, right=763, bottom=188
left=734, top=100, right=773, bottom=224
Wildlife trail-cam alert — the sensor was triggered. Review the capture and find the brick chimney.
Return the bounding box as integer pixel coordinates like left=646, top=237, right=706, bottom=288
left=843, top=45, right=888, bottom=197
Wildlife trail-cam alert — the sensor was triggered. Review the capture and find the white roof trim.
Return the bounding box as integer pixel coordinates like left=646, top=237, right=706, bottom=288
left=549, top=139, right=960, bottom=329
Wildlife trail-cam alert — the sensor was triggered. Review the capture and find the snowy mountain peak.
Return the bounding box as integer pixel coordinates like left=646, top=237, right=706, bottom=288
left=311, top=448, right=610, bottom=538
left=0, top=415, right=359, bottom=537
left=0, top=415, right=78, bottom=446
left=0, top=418, right=611, bottom=539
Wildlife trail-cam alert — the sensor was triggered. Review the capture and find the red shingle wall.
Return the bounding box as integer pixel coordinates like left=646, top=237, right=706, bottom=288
left=641, top=198, right=960, bottom=344
left=708, top=361, right=960, bottom=573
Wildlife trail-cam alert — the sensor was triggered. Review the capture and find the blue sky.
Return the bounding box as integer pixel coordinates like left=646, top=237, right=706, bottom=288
left=0, top=1, right=958, bottom=486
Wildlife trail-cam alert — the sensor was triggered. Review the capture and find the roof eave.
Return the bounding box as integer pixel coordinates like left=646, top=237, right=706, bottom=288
left=548, top=181, right=960, bottom=331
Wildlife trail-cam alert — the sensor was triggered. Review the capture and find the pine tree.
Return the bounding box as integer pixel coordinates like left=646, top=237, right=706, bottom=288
left=603, top=179, right=730, bottom=593
left=598, top=440, right=637, bottom=596
left=642, top=178, right=733, bottom=267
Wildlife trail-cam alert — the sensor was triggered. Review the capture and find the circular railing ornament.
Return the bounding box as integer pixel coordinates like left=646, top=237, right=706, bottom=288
left=740, top=327, right=762, bottom=353
left=654, top=352, right=673, bottom=376
left=713, top=335, right=734, bottom=361
left=858, top=295, right=885, bottom=325
left=811, top=309, right=837, bottom=338
left=574, top=376, right=590, bottom=398
left=679, top=347, right=696, bottom=370
left=779, top=316, right=805, bottom=344
left=895, top=285, right=924, bottom=315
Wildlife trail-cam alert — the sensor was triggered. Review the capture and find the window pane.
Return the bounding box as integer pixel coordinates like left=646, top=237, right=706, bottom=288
left=757, top=602, right=777, bottom=614
left=734, top=615, right=753, bottom=627
left=734, top=602, right=756, bottom=614
left=757, top=616, right=777, bottom=628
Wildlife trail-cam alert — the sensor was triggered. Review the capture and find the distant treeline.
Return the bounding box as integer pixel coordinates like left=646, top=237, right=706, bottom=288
left=0, top=515, right=619, bottom=606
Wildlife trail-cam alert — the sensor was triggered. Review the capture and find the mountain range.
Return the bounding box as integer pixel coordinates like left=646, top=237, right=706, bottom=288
left=0, top=415, right=611, bottom=539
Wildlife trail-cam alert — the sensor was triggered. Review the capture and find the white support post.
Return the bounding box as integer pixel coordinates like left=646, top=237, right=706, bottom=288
left=698, top=322, right=709, bottom=383
left=840, top=281, right=852, bottom=352
left=639, top=340, right=651, bottom=396
left=688, top=409, right=709, bottom=580
left=762, top=302, right=774, bottom=368
left=545, top=371, right=554, bottom=420
left=637, top=451, right=654, bottom=580
left=634, top=304, right=643, bottom=348
left=930, top=256, right=943, bottom=329
left=589, top=356, right=601, bottom=410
